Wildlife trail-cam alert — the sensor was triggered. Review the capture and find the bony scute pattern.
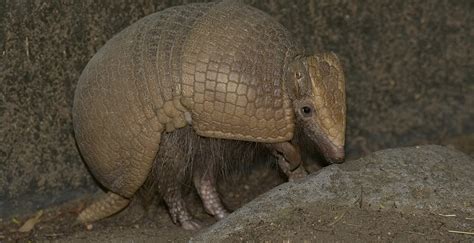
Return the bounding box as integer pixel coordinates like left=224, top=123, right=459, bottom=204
left=180, top=2, right=297, bottom=142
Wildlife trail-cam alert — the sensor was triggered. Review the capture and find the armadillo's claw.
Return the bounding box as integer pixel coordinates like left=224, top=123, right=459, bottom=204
left=77, top=191, right=130, bottom=223
left=181, top=219, right=203, bottom=231
left=168, top=202, right=204, bottom=231
left=277, top=155, right=308, bottom=181
left=287, top=165, right=308, bottom=182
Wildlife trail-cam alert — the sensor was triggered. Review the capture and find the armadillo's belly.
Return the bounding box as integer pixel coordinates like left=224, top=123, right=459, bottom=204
left=72, top=3, right=216, bottom=197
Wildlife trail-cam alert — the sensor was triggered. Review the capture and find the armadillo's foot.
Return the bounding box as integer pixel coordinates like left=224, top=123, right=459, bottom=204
left=180, top=219, right=203, bottom=231
left=271, top=142, right=308, bottom=181
left=277, top=155, right=308, bottom=181
left=162, top=186, right=203, bottom=230
left=194, top=171, right=230, bottom=220
left=278, top=158, right=308, bottom=181
left=77, top=191, right=130, bottom=223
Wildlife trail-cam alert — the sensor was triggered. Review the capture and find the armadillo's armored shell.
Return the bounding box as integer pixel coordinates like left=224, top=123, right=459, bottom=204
left=73, top=3, right=218, bottom=197
left=180, top=1, right=300, bottom=143
left=73, top=1, right=303, bottom=210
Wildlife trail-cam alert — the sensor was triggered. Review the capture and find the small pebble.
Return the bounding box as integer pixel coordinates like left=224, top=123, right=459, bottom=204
left=86, top=224, right=93, bottom=230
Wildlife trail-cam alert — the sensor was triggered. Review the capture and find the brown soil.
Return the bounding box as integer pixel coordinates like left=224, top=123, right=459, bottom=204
left=1, top=196, right=472, bottom=242
left=0, top=164, right=284, bottom=242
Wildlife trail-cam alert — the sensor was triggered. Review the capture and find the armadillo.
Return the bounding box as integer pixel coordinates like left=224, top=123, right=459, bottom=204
left=73, top=1, right=346, bottom=230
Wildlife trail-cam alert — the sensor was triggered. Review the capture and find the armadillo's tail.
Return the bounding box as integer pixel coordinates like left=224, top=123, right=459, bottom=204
left=77, top=191, right=130, bottom=223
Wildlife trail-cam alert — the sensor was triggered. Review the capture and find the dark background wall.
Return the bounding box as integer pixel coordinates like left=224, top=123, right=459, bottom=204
left=1, top=0, right=472, bottom=217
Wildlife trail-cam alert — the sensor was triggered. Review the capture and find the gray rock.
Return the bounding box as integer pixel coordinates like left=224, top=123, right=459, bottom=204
left=191, top=145, right=474, bottom=242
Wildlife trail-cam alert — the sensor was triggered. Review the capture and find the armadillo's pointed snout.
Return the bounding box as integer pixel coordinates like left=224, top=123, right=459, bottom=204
left=329, top=153, right=345, bottom=164
left=326, top=146, right=345, bottom=164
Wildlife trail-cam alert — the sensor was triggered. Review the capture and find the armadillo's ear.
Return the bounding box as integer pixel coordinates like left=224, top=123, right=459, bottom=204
left=285, top=59, right=311, bottom=99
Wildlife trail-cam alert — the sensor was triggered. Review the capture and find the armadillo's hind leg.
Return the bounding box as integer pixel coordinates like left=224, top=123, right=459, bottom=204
left=160, top=182, right=202, bottom=230
left=193, top=170, right=230, bottom=220
left=77, top=191, right=130, bottom=223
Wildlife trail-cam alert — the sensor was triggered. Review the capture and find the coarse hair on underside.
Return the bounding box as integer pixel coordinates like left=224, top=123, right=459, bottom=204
left=139, top=126, right=276, bottom=203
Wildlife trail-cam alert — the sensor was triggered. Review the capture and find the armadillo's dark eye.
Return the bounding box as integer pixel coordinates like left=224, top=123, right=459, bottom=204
left=295, top=72, right=302, bottom=79
left=301, top=106, right=312, bottom=117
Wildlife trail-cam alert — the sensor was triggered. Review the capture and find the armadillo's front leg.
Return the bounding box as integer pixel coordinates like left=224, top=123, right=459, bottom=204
left=271, top=142, right=308, bottom=181
left=160, top=181, right=202, bottom=230
left=276, top=154, right=308, bottom=181
left=193, top=170, right=230, bottom=220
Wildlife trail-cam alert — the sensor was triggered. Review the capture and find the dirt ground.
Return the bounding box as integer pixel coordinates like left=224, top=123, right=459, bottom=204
left=2, top=200, right=473, bottom=242
left=0, top=164, right=284, bottom=242
left=1, top=160, right=472, bottom=242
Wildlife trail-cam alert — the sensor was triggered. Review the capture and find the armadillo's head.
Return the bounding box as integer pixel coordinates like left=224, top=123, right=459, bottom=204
left=286, top=52, right=346, bottom=164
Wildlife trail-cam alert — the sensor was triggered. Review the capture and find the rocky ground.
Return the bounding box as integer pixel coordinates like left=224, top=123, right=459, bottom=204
left=1, top=145, right=472, bottom=242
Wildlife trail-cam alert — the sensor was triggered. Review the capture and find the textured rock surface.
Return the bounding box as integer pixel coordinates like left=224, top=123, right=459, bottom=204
left=1, top=0, right=472, bottom=217
left=191, top=145, right=474, bottom=241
